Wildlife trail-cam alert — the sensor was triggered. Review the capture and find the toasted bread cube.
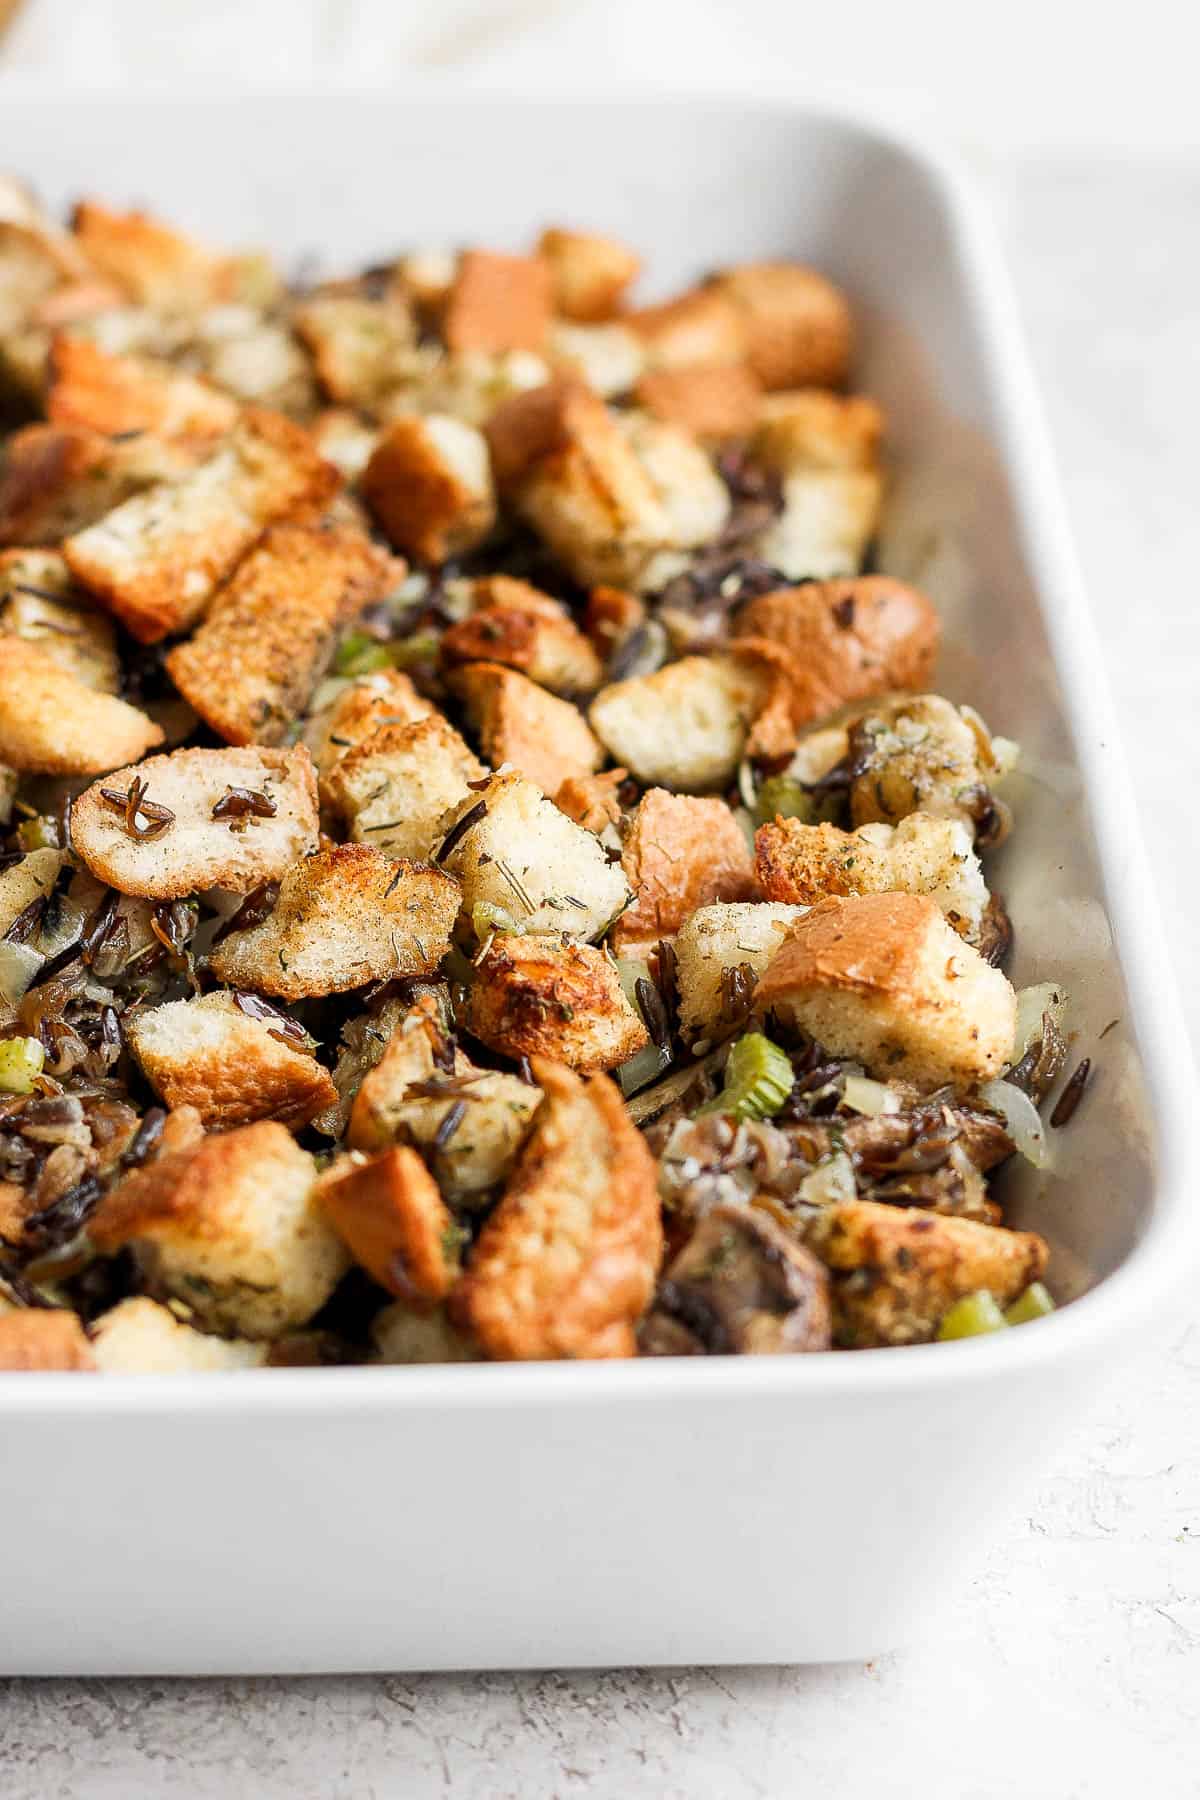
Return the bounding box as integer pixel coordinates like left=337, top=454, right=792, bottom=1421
left=310, top=408, right=381, bottom=482
left=442, top=249, right=552, bottom=354
left=0, top=218, right=87, bottom=336
left=348, top=993, right=542, bottom=1203
left=468, top=934, right=648, bottom=1072
left=673, top=901, right=808, bottom=1042
left=707, top=263, right=853, bottom=391
left=208, top=844, right=459, bottom=1000
left=617, top=412, right=730, bottom=567
left=757, top=469, right=883, bottom=581
left=362, top=414, right=495, bottom=565
left=450, top=662, right=602, bottom=794
left=322, top=712, right=485, bottom=860
left=755, top=813, right=989, bottom=942
left=380, top=344, right=551, bottom=429
left=634, top=364, right=763, bottom=442
left=192, top=306, right=317, bottom=416
left=807, top=1199, right=1048, bottom=1348
left=315, top=1146, right=458, bottom=1300
left=293, top=292, right=418, bottom=407
left=398, top=248, right=458, bottom=316
left=752, top=388, right=883, bottom=473
left=89, top=1122, right=348, bottom=1339
left=63, top=408, right=339, bottom=643
left=46, top=335, right=239, bottom=442
left=846, top=694, right=1012, bottom=838
left=164, top=522, right=400, bottom=746
left=755, top=892, right=1016, bottom=1090
left=589, top=652, right=774, bottom=792
left=303, top=667, right=435, bottom=780
left=0, top=547, right=121, bottom=692
left=71, top=199, right=239, bottom=311
left=0, top=636, right=162, bottom=775
left=439, top=576, right=603, bottom=694
left=734, top=576, right=939, bottom=727
left=71, top=744, right=319, bottom=899
left=548, top=320, right=645, bottom=398
left=453, top=1060, right=661, bottom=1360
left=555, top=767, right=627, bottom=835
left=127, top=990, right=338, bottom=1132
left=0, top=1308, right=95, bottom=1371
left=628, top=288, right=746, bottom=371
left=537, top=227, right=640, bottom=322
left=0, top=422, right=191, bottom=548
left=435, top=771, right=631, bottom=941
left=91, top=1297, right=268, bottom=1371
left=372, top=1301, right=479, bottom=1364
left=611, top=789, right=757, bottom=954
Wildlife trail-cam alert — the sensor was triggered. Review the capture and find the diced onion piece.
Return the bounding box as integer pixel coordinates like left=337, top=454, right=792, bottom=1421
left=0, top=940, right=44, bottom=1007
left=471, top=900, right=520, bottom=942
left=0, top=1035, right=45, bottom=1094
left=1005, top=1281, right=1056, bottom=1326
left=1012, top=982, right=1068, bottom=1061
left=616, top=1040, right=672, bottom=1098
left=797, top=1150, right=856, bottom=1207
left=937, top=1290, right=1008, bottom=1340
left=841, top=1074, right=901, bottom=1117
left=977, top=1078, right=1051, bottom=1170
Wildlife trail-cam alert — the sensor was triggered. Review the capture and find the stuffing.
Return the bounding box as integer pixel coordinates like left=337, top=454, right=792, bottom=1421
left=348, top=993, right=542, bottom=1203
left=434, top=771, right=631, bottom=941
left=634, top=363, right=763, bottom=442
left=0, top=218, right=88, bottom=336
left=88, top=1121, right=349, bottom=1339
left=616, top=412, right=731, bottom=573
left=588, top=651, right=779, bottom=792
left=673, top=901, right=808, bottom=1043
left=372, top=1300, right=478, bottom=1364
left=207, top=844, right=460, bottom=1000
left=611, top=789, right=757, bottom=954
left=628, top=288, right=746, bottom=371
left=756, top=469, right=883, bottom=581
left=321, top=712, right=485, bottom=860
left=190, top=305, right=317, bottom=416
left=164, top=522, right=401, bottom=746
left=0, top=547, right=121, bottom=692
left=314, top=990, right=411, bottom=1140
left=536, top=227, right=640, bottom=322
left=62, top=407, right=339, bottom=643
left=126, top=990, right=338, bottom=1132
left=846, top=693, right=1012, bottom=838
left=292, top=292, right=419, bottom=407
left=554, top=767, right=626, bottom=835
left=361, top=413, right=495, bottom=565
left=467, top=933, right=648, bottom=1072
left=442, top=248, right=553, bottom=354
left=0, top=1308, right=96, bottom=1371
left=583, top=583, right=645, bottom=662
left=754, top=892, right=1017, bottom=1090
left=0, top=636, right=162, bottom=774
left=0, top=421, right=190, bottom=547
left=303, top=667, right=435, bottom=781
left=0, top=845, right=67, bottom=938
left=90, top=1297, right=268, bottom=1371
left=733, top=575, right=939, bottom=726
left=381, top=346, right=551, bottom=429
left=751, top=388, right=884, bottom=474
left=70, top=199, right=247, bottom=311
left=398, top=248, right=458, bottom=317
left=309, top=408, right=381, bottom=482
left=438, top=575, right=603, bottom=694
left=706, top=262, right=853, bottom=391
left=315, top=1146, right=459, bottom=1301
left=449, top=662, right=603, bottom=793
left=452, top=1059, right=662, bottom=1360
left=642, top=1203, right=832, bottom=1354
left=71, top=743, right=319, bottom=899
left=806, top=1199, right=1048, bottom=1348
left=755, top=813, right=989, bottom=942
left=46, top=335, right=240, bottom=442
left=548, top=320, right=645, bottom=398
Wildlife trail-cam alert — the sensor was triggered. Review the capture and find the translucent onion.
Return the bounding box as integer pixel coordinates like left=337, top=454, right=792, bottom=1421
left=0, top=940, right=44, bottom=1007
left=841, top=1074, right=901, bottom=1117
left=978, top=1078, right=1051, bottom=1170
left=797, top=1150, right=857, bottom=1208
left=1012, top=982, right=1068, bottom=1062
left=615, top=1040, right=672, bottom=1099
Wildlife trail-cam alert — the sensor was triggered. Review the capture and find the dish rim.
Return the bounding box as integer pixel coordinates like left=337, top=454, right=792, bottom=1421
left=0, top=83, right=1194, bottom=1414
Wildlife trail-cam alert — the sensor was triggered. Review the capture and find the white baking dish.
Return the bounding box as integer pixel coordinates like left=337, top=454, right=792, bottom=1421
left=0, top=89, right=1194, bottom=1676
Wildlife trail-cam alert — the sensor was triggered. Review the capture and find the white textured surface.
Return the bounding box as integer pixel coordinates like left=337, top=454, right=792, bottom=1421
left=0, top=121, right=1197, bottom=1800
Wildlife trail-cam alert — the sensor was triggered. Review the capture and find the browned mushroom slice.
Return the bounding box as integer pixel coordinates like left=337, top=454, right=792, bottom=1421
left=642, top=1203, right=831, bottom=1355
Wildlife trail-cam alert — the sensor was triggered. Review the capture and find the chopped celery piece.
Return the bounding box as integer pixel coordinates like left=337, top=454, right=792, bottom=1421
left=1004, top=1281, right=1056, bottom=1326
left=696, top=1031, right=793, bottom=1121
left=387, top=632, right=440, bottom=669
left=754, top=776, right=814, bottom=827
left=936, top=1291, right=1008, bottom=1340
left=0, top=1035, right=45, bottom=1095
left=335, top=632, right=393, bottom=676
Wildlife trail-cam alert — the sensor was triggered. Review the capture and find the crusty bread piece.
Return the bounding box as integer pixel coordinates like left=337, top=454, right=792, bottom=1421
left=71, top=744, right=319, bottom=899
left=192, top=307, right=315, bottom=415
left=362, top=413, right=495, bottom=565
left=348, top=993, right=541, bottom=1203
left=755, top=813, right=989, bottom=941
left=309, top=408, right=381, bottom=482
left=588, top=652, right=774, bottom=792
left=442, top=249, right=553, bottom=354
left=706, top=263, right=853, bottom=391
left=315, top=1146, right=458, bottom=1300
left=0, top=213, right=94, bottom=336
left=89, top=1121, right=348, bottom=1339
left=617, top=412, right=730, bottom=576
left=453, top=1059, right=661, bottom=1360
left=634, top=363, right=763, bottom=442
left=439, top=575, right=603, bottom=694
left=321, top=712, right=485, bottom=861
left=673, top=901, right=808, bottom=1043
left=537, top=227, right=640, bottom=323
left=549, top=320, right=646, bottom=398
left=71, top=199, right=242, bottom=311
left=757, top=469, right=883, bottom=582
left=555, top=767, right=626, bottom=836
left=449, top=662, right=602, bottom=794
left=207, top=844, right=460, bottom=1000
left=754, top=892, right=1016, bottom=1090
left=0, top=547, right=121, bottom=692
left=91, top=1296, right=268, bottom=1371
left=293, top=292, right=418, bottom=407
left=372, top=1301, right=478, bottom=1364
left=467, top=933, right=648, bottom=1072
left=435, top=771, right=631, bottom=941
left=628, top=288, right=746, bottom=371
left=0, top=636, right=162, bottom=774
left=165, top=522, right=400, bottom=746
left=127, top=990, right=338, bottom=1132
left=0, top=1308, right=96, bottom=1371
left=0, top=422, right=191, bottom=547
left=611, top=789, right=757, bottom=953
left=47, top=335, right=239, bottom=442
left=807, top=1199, right=1048, bottom=1348
left=63, top=408, right=339, bottom=643
left=303, top=667, right=435, bottom=780
left=751, top=388, right=883, bottom=473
